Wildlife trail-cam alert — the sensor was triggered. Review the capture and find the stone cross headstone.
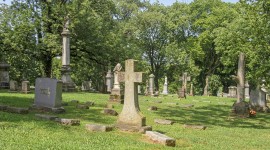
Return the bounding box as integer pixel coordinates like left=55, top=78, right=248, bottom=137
left=106, top=69, right=113, bottom=92
left=245, top=81, right=250, bottom=99
left=189, top=83, right=194, bottom=96
left=162, top=76, right=168, bottom=95
left=61, top=16, right=76, bottom=92
left=9, top=80, right=18, bottom=91
left=228, top=86, right=237, bottom=98
left=0, top=62, right=10, bottom=89
left=149, top=74, right=155, bottom=96
left=116, top=59, right=148, bottom=132
left=21, top=81, right=30, bottom=94
left=109, top=63, right=123, bottom=103
left=33, top=78, right=64, bottom=112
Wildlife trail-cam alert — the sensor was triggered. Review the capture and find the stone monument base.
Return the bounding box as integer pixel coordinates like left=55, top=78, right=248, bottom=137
left=178, top=88, right=186, bottom=99
left=250, top=105, right=269, bottom=113
left=62, top=82, right=76, bottom=92
left=109, top=94, right=124, bottom=104
left=32, top=105, right=65, bottom=114
left=231, top=101, right=250, bottom=118
left=116, top=124, right=152, bottom=133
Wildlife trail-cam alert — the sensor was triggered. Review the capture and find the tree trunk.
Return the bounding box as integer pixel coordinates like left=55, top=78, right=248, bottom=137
left=203, top=75, right=209, bottom=96
left=237, top=52, right=245, bottom=102
left=43, top=55, right=52, bottom=77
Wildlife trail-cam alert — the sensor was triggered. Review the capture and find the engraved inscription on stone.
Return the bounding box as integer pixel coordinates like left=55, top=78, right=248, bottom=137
left=40, top=88, right=50, bottom=96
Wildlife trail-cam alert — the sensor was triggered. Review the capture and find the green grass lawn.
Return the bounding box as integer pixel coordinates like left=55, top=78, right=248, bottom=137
left=1, top=90, right=270, bottom=150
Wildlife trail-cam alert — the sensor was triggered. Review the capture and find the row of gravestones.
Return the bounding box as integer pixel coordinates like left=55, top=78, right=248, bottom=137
left=5, top=59, right=175, bottom=147
left=9, top=80, right=31, bottom=94
left=217, top=82, right=269, bottom=112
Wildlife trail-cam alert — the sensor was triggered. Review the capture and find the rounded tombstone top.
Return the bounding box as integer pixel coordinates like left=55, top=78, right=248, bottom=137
left=113, top=63, right=122, bottom=72
left=149, top=74, right=155, bottom=78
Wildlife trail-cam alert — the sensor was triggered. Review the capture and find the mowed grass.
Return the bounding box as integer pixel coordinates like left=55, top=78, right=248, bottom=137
left=1, top=90, right=270, bottom=150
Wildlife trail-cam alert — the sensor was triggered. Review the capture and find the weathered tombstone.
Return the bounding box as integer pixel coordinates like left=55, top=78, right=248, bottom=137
left=228, top=86, right=237, bottom=98
left=21, top=81, right=30, bottom=94
left=9, top=80, right=18, bottom=91
left=144, top=80, right=149, bottom=96
left=149, top=74, right=155, bottom=96
left=250, top=85, right=269, bottom=112
left=109, top=63, right=123, bottom=103
left=33, top=78, right=64, bottom=112
left=81, top=81, right=90, bottom=91
left=178, top=72, right=190, bottom=99
left=0, top=62, right=10, bottom=89
left=116, top=59, right=151, bottom=132
left=162, top=76, right=168, bottom=95
left=61, top=16, right=76, bottom=92
left=189, top=83, right=194, bottom=96
left=106, top=69, right=113, bottom=92
left=231, top=53, right=250, bottom=117
left=245, top=81, right=250, bottom=99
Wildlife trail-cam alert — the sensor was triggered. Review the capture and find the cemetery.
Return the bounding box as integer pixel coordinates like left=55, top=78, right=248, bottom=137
left=1, top=0, right=270, bottom=149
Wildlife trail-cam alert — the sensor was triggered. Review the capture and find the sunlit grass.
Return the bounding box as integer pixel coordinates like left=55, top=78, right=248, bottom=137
left=0, top=90, right=269, bottom=150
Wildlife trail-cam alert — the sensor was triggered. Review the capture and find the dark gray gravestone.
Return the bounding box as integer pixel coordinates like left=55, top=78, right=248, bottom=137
left=33, top=78, right=64, bottom=112
left=250, top=87, right=268, bottom=112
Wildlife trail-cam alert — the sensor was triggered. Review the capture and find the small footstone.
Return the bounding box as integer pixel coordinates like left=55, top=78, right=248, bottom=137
left=183, top=124, right=207, bottom=130
left=51, top=107, right=65, bottom=114
left=104, top=109, right=118, bottom=116
left=154, top=119, right=174, bottom=125
left=6, top=107, right=29, bottom=114
left=139, top=126, right=152, bottom=134
left=70, top=100, right=79, bottom=104
left=148, top=106, right=158, bottom=111
left=145, top=131, right=176, bottom=147
left=0, top=105, right=8, bottom=111
left=76, top=105, right=89, bottom=109
left=55, top=118, right=80, bottom=126
left=85, top=101, right=95, bottom=106
left=35, top=114, right=58, bottom=121
left=85, top=124, right=113, bottom=132
left=182, top=104, right=194, bottom=108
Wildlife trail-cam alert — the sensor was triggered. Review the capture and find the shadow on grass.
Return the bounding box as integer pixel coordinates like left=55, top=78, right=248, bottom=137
left=154, top=104, right=270, bottom=129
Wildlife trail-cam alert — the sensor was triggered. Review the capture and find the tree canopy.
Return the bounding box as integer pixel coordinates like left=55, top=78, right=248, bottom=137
left=0, top=0, right=269, bottom=94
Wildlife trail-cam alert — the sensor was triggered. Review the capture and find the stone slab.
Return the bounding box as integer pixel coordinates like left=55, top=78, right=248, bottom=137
left=138, top=126, right=152, bottom=134
left=55, top=118, right=80, bottom=126
left=148, top=106, right=158, bottom=111
left=35, top=114, right=58, bottom=121
left=85, top=101, right=95, bottom=106
left=183, top=124, right=207, bottom=130
left=145, top=131, right=176, bottom=147
left=85, top=124, right=113, bottom=132
left=154, top=119, right=174, bottom=125
left=0, top=105, right=8, bottom=111
left=70, top=100, right=79, bottom=104
left=6, top=107, right=29, bottom=114
left=104, top=109, right=118, bottom=116
left=166, top=103, right=179, bottom=105
left=76, top=104, right=89, bottom=109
